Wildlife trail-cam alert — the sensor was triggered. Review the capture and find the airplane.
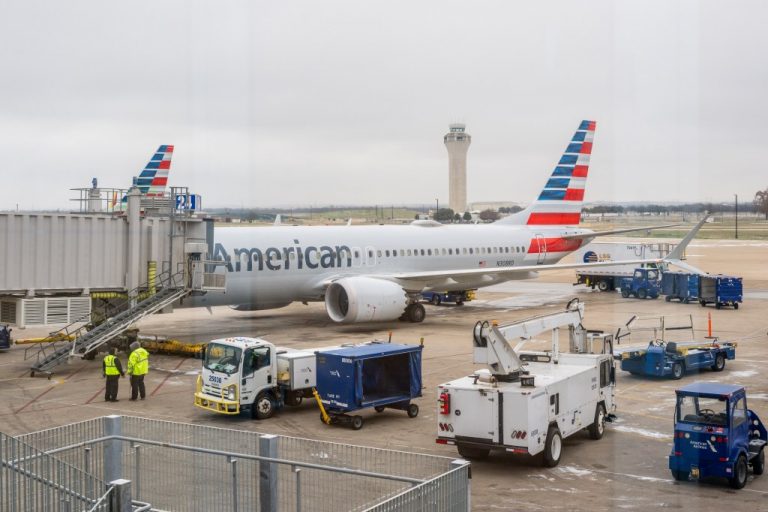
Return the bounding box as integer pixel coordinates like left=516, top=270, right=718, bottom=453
left=185, top=121, right=701, bottom=324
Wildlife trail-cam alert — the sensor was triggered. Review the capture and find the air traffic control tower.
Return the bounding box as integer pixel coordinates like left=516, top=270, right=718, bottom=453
left=444, top=123, right=471, bottom=214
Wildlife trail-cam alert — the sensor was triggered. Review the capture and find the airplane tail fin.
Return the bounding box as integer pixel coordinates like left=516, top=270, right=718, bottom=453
left=136, top=145, right=174, bottom=196
left=496, top=120, right=595, bottom=226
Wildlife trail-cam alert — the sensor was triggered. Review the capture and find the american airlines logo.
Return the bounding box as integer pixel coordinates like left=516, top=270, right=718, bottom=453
left=212, top=242, right=354, bottom=272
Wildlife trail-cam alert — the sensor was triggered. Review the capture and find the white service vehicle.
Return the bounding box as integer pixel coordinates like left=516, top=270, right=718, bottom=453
left=194, top=337, right=320, bottom=419
left=436, top=300, right=616, bottom=466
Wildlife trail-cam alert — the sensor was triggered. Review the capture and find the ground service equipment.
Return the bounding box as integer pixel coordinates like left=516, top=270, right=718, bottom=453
left=315, top=342, right=423, bottom=430
left=421, top=290, right=475, bottom=306
left=436, top=300, right=616, bottom=467
left=616, top=339, right=736, bottom=379
left=0, top=325, right=11, bottom=350
left=662, top=271, right=700, bottom=303
left=194, top=337, right=319, bottom=418
left=698, top=275, right=743, bottom=309
left=669, top=382, right=766, bottom=489
left=574, top=242, right=673, bottom=291
left=620, top=268, right=661, bottom=299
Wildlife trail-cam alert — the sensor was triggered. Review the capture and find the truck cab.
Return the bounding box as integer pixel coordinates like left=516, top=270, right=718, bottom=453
left=194, top=337, right=317, bottom=420
left=620, top=268, right=660, bottom=299
left=669, top=382, right=766, bottom=489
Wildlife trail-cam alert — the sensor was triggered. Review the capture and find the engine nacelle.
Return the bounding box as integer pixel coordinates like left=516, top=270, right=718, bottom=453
left=325, top=277, right=409, bottom=323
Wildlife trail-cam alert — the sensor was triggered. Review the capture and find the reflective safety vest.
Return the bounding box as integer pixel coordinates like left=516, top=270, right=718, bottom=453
left=128, top=348, right=149, bottom=376
left=104, top=354, right=120, bottom=376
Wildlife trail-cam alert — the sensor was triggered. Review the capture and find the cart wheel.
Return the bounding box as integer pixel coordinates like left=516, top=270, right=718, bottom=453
left=665, top=295, right=671, bottom=302
left=374, top=406, right=386, bottom=413
left=753, top=448, right=765, bottom=475
left=621, top=289, right=629, bottom=298
left=715, top=303, right=722, bottom=310
left=712, top=353, right=726, bottom=372
left=430, top=295, right=441, bottom=306
left=734, top=302, right=739, bottom=310
left=597, top=280, right=609, bottom=292
left=352, top=415, right=364, bottom=430
left=672, top=362, right=684, bottom=380
left=700, top=300, right=706, bottom=307
left=671, top=469, right=689, bottom=481
left=730, top=454, right=748, bottom=489
left=683, top=298, right=690, bottom=304
left=637, top=288, right=647, bottom=300
left=407, top=403, right=419, bottom=418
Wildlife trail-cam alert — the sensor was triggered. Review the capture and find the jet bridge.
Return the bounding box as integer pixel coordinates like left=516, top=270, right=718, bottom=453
left=0, top=186, right=223, bottom=328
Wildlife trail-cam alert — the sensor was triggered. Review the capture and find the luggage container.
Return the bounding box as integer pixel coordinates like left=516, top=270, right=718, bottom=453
left=315, top=342, right=423, bottom=429
left=698, top=275, right=742, bottom=309
left=662, top=272, right=700, bottom=303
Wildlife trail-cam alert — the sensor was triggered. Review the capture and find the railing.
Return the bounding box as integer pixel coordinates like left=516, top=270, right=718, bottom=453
left=16, top=416, right=470, bottom=512
left=0, top=431, right=109, bottom=512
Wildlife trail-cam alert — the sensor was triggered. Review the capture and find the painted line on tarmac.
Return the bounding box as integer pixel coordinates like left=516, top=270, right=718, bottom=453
left=13, top=366, right=86, bottom=414
left=85, top=385, right=107, bottom=404
left=150, top=358, right=188, bottom=397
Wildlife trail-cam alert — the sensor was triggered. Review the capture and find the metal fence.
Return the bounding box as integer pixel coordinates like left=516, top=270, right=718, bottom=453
left=0, top=431, right=110, bottom=512
left=14, top=415, right=470, bottom=512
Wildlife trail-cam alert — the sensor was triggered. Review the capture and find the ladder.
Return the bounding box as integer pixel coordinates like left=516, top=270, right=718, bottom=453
left=30, top=271, right=189, bottom=377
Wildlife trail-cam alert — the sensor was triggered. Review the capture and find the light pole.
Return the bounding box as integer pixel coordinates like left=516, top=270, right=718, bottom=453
left=435, top=198, right=439, bottom=220
left=735, top=194, right=738, bottom=239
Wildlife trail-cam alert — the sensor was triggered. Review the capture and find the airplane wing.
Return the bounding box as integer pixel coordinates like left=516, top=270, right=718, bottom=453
left=560, top=223, right=680, bottom=240
left=357, top=215, right=708, bottom=291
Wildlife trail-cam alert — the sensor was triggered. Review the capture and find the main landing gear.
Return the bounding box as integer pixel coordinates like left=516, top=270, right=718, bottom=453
left=400, top=303, right=426, bottom=323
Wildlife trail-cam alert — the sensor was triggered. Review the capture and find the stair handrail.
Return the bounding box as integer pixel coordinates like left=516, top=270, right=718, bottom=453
left=31, top=269, right=186, bottom=365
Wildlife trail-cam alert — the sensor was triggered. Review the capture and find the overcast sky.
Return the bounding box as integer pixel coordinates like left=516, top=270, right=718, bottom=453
left=1, top=1, right=766, bottom=210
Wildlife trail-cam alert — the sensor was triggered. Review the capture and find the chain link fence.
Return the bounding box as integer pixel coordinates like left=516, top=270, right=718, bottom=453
left=12, top=415, right=469, bottom=512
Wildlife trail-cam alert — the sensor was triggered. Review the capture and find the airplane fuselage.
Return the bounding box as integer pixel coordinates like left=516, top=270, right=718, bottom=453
left=186, top=222, right=591, bottom=310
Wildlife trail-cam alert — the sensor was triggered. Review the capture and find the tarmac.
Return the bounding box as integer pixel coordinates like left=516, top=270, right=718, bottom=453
left=1, top=238, right=766, bottom=511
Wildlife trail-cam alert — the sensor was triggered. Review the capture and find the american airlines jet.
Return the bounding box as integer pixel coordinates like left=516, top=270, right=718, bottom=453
left=187, top=121, right=699, bottom=324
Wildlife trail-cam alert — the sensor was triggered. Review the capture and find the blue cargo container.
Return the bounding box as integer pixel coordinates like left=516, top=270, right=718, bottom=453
left=617, top=340, right=736, bottom=379
left=661, top=272, right=700, bottom=303
left=316, top=342, right=423, bottom=429
left=698, top=275, right=743, bottom=309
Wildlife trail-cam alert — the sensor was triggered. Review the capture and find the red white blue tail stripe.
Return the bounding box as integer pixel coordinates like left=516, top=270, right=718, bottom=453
left=525, top=120, right=595, bottom=225
left=136, top=145, right=174, bottom=196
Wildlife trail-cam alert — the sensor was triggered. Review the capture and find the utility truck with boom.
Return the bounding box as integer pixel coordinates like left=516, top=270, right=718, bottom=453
left=436, top=300, right=616, bottom=467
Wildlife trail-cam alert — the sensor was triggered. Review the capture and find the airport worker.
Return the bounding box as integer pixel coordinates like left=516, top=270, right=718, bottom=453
left=127, top=341, right=150, bottom=400
left=102, top=347, right=125, bottom=402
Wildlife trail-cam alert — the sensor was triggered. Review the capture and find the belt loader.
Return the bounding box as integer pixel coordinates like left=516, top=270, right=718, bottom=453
left=436, top=300, right=616, bottom=467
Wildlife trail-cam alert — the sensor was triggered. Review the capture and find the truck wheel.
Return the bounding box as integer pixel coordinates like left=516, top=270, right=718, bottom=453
left=374, top=406, right=386, bottom=413
left=671, top=469, right=689, bottom=481
left=407, top=403, right=419, bottom=418
left=351, top=415, right=364, bottom=430
left=457, top=443, right=490, bottom=460
left=597, top=280, right=609, bottom=292
left=753, top=448, right=765, bottom=475
left=712, top=353, right=726, bottom=372
left=621, top=289, right=630, bottom=299
left=254, top=392, right=275, bottom=420
left=672, top=362, right=684, bottom=380
left=730, top=455, right=748, bottom=489
left=430, top=295, right=441, bottom=306
left=455, top=300, right=464, bottom=306
left=637, top=288, right=647, bottom=299
left=588, top=404, right=606, bottom=440
left=407, top=303, right=426, bottom=323
left=543, top=426, right=563, bottom=467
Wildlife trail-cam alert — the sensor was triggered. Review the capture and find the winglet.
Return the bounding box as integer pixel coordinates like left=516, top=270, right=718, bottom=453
left=665, top=215, right=709, bottom=261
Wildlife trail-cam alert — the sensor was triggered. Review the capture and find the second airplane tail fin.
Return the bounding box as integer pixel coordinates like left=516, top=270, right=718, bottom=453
left=497, top=120, right=595, bottom=226
left=136, top=145, right=174, bottom=196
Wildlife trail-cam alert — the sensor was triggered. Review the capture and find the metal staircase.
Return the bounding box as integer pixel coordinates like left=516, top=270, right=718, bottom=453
left=30, top=270, right=189, bottom=377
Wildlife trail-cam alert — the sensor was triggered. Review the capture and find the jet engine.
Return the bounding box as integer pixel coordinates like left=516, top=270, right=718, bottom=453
left=325, top=277, right=409, bottom=323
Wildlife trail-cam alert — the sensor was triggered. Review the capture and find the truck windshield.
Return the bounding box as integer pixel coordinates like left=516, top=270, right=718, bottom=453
left=204, top=343, right=242, bottom=375
left=677, top=395, right=728, bottom=425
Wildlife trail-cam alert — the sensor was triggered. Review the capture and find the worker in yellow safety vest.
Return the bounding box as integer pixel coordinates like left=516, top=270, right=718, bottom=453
left=127, top=341, right=150, bottom=400
left=102, top=347, right=125, bottom=402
